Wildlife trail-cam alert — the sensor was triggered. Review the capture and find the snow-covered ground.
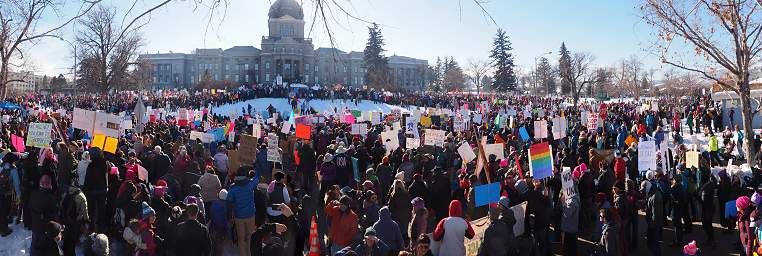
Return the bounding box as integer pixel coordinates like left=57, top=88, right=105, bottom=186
left=212, top=98, right=414, bottom=118
left=0, top=223, right=32, bottom=255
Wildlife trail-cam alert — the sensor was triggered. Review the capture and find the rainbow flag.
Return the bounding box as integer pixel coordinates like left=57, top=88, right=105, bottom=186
left=529, top=141, right=553, bottom=179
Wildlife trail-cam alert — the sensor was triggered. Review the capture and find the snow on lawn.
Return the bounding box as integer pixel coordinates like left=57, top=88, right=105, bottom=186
left=0, top=223, right=32, bottom=256
left=212, top=98, right=414, bottom=118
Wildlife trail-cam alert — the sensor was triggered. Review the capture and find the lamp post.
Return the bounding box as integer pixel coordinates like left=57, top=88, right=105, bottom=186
left=534, top=51, right=552, bottom=95
left=57, top=36, right=76, bottom=96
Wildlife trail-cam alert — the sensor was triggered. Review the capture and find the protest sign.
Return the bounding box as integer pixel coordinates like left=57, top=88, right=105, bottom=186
left=189, top=131, right=215, bottom=143
left=267, top=133, right=281, bottom=162
left=26, top=122, right=52, bottom=148
left=352, top=157, right=360, bottom=182
left=519, top=127, right=530, bottom=141
left=473, top=114, right=483, bottom=124
left=178, top=108, right=189, bottom=126
left=474, top=182, right=501, bottom=207
left=424, top=129, right=446, bottom=147
left=534, top=120, right=548, bottom=139
left=351, top=123, right=368, bottom=136
left=561, top=167, right=577, bottom=198
left=281, top=121, right=292, bottom=134
left=295, top=124, right=311, bottom=140
left=638, top=141, right=657, bottom=171
left=103, top=137, right=118, bottom=154
left=552, top=116, right=567, bottom=139
left=239, top=135, right=258, bottom=166
left=91, top=134, right=105, bottom=150
left=458, top=142, right=477, bottom=163
left=253, top=123, right=262, bottom=138
left=94, top=112, right=123, bottom=137
left=454, top=117, right=466, bottom=132
left=483, top=143, right=505, bottom=160
left=73, top=108, right=96, bottom=134
left=406, top=138, right=420, bottom=149
left=686, top=151, right=700, bottom=168
left=381, top=131, right=400, bottom=151
left=529, top=142, right=553, bottom=179
left=512, top=202, right=527, bottom=235
left=420, top=116, right=432, bottom=127
left=137, top=165, right=148, bottom=181
left=11, top=134, right=24, bottom=153
left=587, top=112, right=599, bottom=132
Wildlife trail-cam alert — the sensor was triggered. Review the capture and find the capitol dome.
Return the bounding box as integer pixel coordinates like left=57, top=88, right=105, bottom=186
left=268, top=0, right=304, bottom=19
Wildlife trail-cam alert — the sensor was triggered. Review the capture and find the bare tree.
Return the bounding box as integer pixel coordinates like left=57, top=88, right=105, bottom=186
left=466, top=58, right=492, bottom=93
left=613, top=55, right=644, bottom=99
left=640, top=0, right=762, bottom=166
left=75, top=4, right=144, bottom=92
left=559, top=51, right=597, bottom=105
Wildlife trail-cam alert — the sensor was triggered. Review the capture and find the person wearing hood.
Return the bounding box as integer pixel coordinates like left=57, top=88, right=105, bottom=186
left=561, top=190, right=580, bottom=256
left=29, top=175, right=59, bottom=253
left=613, top=151, right=626, bottom=182
left=642, top=180, right=664, bottom=256
left=698, top=173, right=717, bottom=247
left=84, top=148, right=109, bottom=232
left=60, top=186, right=89, bottom=255
left=333, top=146, right=353, bottom=188
left=736, top=195, right=755, bottom=256
left=198, top=166, right=222, bottom=214
left=387, top=179, right=412, bottom=244
left=372, top=206, right=404, bottom=254
left=354, top=227, right=391, bottom=256
left=477, top=205, right=511, bottom=256
left=76, top=151, right=91, bottom=187
left=0, top=152, right=21, bottom=237
left=409, top=197, right=429, bottom=249
left=376, top=156, right=395, bottom=203
left=432, top=200, right=475, bottom=256
left=227, top=167, right=259, bottom=256
left=326, top=195, right=359, bottom=255
left=408, top=174, right=430, bottom=211
left=319, top=153, right=337, bottom=196
left=598, top=208, right=621, bottom=256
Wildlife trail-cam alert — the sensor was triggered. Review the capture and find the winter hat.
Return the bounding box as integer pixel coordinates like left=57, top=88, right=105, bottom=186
left=737, top=195, right=752, bottom=210
left=515, top=180, right=529, bottom=194
left=189, top=184, right=201, bottom=195
left=218, top=189, right=228, bottom=200
left=185, top=195, right=200, bottom=206
left=394, top=171, right=405, bottom=181
left=498, top=196, right=510, bottom=209
left=44, top=221, right=63, bottom=238
left=153, top=185, right=167, bottom=198
left=340, top=186, right=354, bottom=195
left=682, top=240, right=698, bottom=255
left=571, top=170, right=581, bottom=180
left=141, top=202, right=156, bottom=219
left=39, top=175, right=52, bottom=189
left=411, top=197, right=425, bottom=210
left=339, top=195, right=352, bottom=206
left=364, top=227, right=376, bottom=237
left=362, top=180, right=374, bottom=190
left=324, top=153, right=334, bottom=162
left=499, top=159, right=509, bottom=167
left=640, top=180, right=652, bottom=194
left=676, top=163, right=686, bottom=171
left=645, top=170, right=656, bottom=181
left=614, top=180, right=625, bottom=191
left=752, top=192, right=762, bottom=206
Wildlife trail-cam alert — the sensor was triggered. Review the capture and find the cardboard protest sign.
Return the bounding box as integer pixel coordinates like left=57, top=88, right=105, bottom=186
left=424, top=129, right=446, bottom=147
left=295, top=124, right=311, bottom=140
left=94, top=112, right=123, bottom=138
left=267, top=133, right=281, bottom=162
left=406, top=138, right=420, bottom=149
left=103, top=137, right=118, bottom=154
left=534, top=120, right=548, bottom=139
left=529, top=142, right=553, bottom=179
left=26, top=123, right=52, bottom=148
left=561, top=167, right=577, bottom=198
left=190, top=131, right=215, bottom=143
left=239, top=135, right=258, bottom=166
left=458, top=142, right=477, bottom=163
left=638, top=141, right=657, bottom=172
left=686, top=151, right=700, bottom=168
left=483, top=143, right=505, bottom=160
left=474, top=182, right=501, bottom=207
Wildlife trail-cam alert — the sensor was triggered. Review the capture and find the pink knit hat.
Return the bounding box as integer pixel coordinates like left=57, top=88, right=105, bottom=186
left=499, top=159, right=509, bottom=167
left=682, top=240, right=698, bottom=255
left=737, top=196, right=752, bottom=210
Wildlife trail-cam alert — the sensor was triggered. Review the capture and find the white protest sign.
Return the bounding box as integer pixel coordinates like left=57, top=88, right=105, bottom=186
left=587, top=112, right=598, bottom=132
left=253, top=123, right=262, bottom=138
left=381, top=131, right=400, bottom=151
left=267, top=133, right=281, bottom=162
left=638, top=140, right=657, bottom=171
left=424, top=129, right=446, bottom=147
left=512, top=202, right=527, bottom=235
left=94, top=112, right=123, bottom=137
left=73, top=108, right=96, bottom=134
left=351, top=123, right=368, bottom=136
left=534, top=120, right=548, bottom=139
left=371, top=112, right=382, bottom=125
left=281, top=121, right=291, bottom=134
left=454, top=116, right=466, bottom=132
left=552, top=116, right=567, bottom=139
left=406, top=138, right=420, bottom=149
left=458, top=142, right=477, bottom=163
left=473, top=114, right=483, bottom=124
left=483, top=143, right=505, bottom=160
left=26, top=122, right=52, bottom=148
left=561, top=167, right=578, bottom=198
left=190, top=131, right=215, bottom=143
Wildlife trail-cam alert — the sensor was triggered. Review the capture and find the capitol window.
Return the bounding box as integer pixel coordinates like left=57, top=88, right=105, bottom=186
left=246, top=75, right=250, bottom=82
left=225, top=64, right=229, bottom=70
left=245, top=64, right=249, bottom=70
left=306, top=63, right=310, bottom=71
left=266, top=62, right=271, bottom=69
left=255, top=64, right=259, bottom=70
left=314, top=65, right=318, bottom=72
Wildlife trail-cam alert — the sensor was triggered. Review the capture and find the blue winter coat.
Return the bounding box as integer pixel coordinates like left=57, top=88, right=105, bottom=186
left=227, top=178, right=257, bottom=219
left=372, top=207, right=404, bottom=251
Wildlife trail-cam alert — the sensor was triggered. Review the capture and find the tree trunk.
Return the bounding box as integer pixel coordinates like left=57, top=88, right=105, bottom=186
left=740, top=85, right=757, bottom=166
left=0, top=62, right=8, bottom=100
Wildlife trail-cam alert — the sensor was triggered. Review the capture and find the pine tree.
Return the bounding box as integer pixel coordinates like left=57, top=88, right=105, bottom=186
left=363, top=23, right=390, bottom=90
left=558, top=42, right=572, bottom=95
left=536, top=56, right=554, bottom=94
left=489, top=29, right=516, bottom=91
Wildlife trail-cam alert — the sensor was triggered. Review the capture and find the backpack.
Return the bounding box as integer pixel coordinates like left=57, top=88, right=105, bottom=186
left=0, top=168, right=13, bottom=195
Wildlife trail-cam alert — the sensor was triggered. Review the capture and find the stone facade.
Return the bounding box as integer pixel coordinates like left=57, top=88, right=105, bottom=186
left=139, top=0, right=427, bottom=91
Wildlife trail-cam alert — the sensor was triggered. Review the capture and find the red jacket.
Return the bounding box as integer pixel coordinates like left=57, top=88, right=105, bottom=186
left=325, top=201, right=359, bottom=247
left=613, top=157, right=626, bottom=181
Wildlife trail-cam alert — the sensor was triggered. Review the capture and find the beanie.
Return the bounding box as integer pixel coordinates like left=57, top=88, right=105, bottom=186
left=737, top=195, right=752, bottom=210
left=141, top=202, right=155, bottom=219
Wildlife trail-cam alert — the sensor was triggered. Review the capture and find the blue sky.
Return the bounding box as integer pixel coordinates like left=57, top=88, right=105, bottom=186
left=31, top=0, right=664, bottom=78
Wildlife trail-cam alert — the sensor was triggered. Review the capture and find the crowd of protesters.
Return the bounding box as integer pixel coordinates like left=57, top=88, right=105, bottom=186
left=0, top=85, right=759, bottom=256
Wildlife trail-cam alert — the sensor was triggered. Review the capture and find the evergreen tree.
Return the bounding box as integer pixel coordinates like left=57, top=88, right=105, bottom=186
left=558, top=42, right=572, bottom=95
left=363, top=23, right=390, bottom=90
left=536, top=56, right=554, bottom=94
left=489, top=29, right=516, bottom=91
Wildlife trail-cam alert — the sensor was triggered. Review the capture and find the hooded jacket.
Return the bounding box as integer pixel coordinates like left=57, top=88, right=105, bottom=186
left=433, top=200, right=475, bottom=256
left=599, top=222, right=620, bottom=256
left=227, top=177, right=258, bottom=218
left=372, top=207, right=404, bottom=251
left=325, top=200, right=359, bottom=247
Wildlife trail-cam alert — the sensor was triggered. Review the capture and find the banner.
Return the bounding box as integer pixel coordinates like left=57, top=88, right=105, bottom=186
left=26, top=122, right=52, bottom=148
left=483, top=143, right=505, bottom=160
left=458, top=142, right=477, bottom=163
left=529, top=141, right=553, bottom=179
left=638, top=141, right=657, bottom=172
left=424, top=129, right=446, bottom=147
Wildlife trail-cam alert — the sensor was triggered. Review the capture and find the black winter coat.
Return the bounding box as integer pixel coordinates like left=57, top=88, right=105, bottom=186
left=174, top=219, right=211, bottom=256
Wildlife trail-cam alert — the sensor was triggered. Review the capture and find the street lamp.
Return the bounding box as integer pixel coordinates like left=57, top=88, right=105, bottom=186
left=534, top=51, right=553, bottom=95
left=56, top=36, right=77, bottom=95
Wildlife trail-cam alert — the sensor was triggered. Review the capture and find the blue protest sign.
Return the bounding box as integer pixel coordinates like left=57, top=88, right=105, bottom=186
left=519, top=127, right=530, bottom=141
left=474, top=182, right=501, bottom=207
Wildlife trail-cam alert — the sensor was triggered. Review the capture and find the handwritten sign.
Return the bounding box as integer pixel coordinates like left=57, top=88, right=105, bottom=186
left=552, top=116, right=567, bottom=139
left=26, top=123, right=52, bottom=148
left=638, top=141, right=657, bottom=172
left=267, top=133, right=281, bottom=162
left=458, top=142, right=477, bottom=163
left=351, top=123, right=368, bottom=136
left=686, top=151, right=700, bottom=168
left=561, top=167, right=577, bottom=198
left=406, top=138, right=420, bottom=149
left=190, top=131, right=215, bottom=143
left=483, top=143, right=505, bottom=160
left=381, top=131, right=399, bottom=151
left=534, top=120, right=548, bottom=139
left=454, top=116, right=466, bottom=132
left=587, top=112, right=598, bottom=133
left=424, top=129, right=446, bottom=147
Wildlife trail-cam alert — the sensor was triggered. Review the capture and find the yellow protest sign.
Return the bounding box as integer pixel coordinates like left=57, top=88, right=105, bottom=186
left=420, top=116, right=432, bottom=127
left=92, top=134, right=106, bottom=149
left=103, top=136, right=118, bottom=154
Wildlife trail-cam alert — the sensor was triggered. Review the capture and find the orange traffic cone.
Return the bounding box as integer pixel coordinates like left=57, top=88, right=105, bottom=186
left=308, top=216, right=320, bottom=256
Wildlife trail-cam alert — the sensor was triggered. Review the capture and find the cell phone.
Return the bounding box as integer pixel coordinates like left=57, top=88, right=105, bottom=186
left=270, top=204, right=281, bottom=210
